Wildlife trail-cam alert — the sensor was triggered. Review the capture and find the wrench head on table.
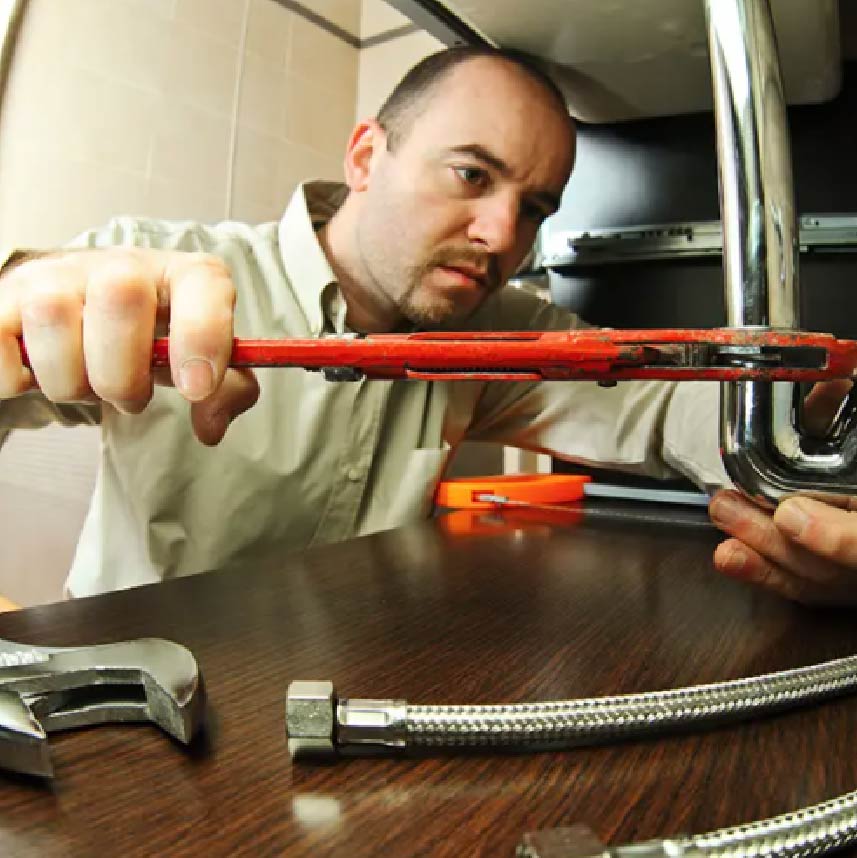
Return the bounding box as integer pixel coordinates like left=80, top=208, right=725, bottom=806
left=0, top=637, right=205, bottom=777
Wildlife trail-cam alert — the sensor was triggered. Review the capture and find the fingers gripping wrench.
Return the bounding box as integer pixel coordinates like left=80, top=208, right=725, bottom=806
left=0, top=637, right=205, bottom=777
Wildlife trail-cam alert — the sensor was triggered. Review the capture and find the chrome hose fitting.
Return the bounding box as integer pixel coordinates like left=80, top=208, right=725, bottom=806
left=286, top=680, right=407, bottom=759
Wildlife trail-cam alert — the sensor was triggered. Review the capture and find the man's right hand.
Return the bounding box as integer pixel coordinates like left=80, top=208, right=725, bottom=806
left=0, top=247, right=259, bottom=445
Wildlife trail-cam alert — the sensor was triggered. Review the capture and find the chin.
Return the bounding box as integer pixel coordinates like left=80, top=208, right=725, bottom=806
left=410, top=307, right=477, bottom=330
left=402, top=282, right=483, bottom=328
left=404, top=301, right=458, bottom=328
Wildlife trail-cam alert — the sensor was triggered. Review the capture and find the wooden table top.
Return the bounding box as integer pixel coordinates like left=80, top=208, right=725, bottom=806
left=1, top=503, right=856, bottom=858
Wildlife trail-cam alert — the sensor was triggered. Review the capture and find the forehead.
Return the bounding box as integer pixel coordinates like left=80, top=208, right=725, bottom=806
left=408, top=58, right=575, bottom=186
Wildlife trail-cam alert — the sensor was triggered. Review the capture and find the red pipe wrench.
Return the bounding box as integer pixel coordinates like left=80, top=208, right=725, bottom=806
left=19, top=328, right=857, bottom=382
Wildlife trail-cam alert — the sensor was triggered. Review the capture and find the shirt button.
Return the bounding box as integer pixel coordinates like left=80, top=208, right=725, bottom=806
left=346, top=467, right=362, bottom=482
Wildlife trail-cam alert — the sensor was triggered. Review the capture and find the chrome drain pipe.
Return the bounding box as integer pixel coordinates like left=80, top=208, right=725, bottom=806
left=707, top=0, right=857, bottom=504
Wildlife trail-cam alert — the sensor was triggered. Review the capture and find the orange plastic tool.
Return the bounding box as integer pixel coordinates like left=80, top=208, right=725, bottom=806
left=435, top=474, right=592, bottom=510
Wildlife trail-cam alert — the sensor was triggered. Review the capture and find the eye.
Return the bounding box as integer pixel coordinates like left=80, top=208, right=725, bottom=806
left=521, top=202, right=550, bottom=224
left=521, top=200, right=553, bottom=226
left=452, top=165, right=489, bottom=187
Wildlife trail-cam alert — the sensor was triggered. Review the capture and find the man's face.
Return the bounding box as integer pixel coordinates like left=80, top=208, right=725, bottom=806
left=353, top=58, right=575, bottom=328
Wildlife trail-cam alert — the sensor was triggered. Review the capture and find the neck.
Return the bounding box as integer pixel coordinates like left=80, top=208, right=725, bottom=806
left=317, top=203, right=404, bottom=334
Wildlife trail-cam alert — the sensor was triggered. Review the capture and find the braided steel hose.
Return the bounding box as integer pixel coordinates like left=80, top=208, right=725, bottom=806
left=516, top=792, right=857, bottom=858
left=403, top=654, right=857, bottom=748
left=287, top=653, right=857, bottom=756
left=683, top=790, right=857, bottom=858
left=517, top=790, right=857, bottom=858
left=287, top=655, right=857, bottom=858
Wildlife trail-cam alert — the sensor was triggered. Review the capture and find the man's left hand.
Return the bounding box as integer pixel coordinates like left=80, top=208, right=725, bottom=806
left=709, top=489, right=857, bottom=605
left=708, top=379, right=857, bottom=605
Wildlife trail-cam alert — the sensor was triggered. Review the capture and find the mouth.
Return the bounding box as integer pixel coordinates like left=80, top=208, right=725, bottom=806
left=436, top=265, right=487, bottom=288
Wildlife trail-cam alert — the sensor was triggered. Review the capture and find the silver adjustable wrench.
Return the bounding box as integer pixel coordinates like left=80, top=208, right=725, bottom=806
left=0, top=637, right=205, bottom=777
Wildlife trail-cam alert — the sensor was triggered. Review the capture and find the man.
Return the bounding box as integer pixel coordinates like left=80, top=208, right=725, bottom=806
left=0, top=47, right=854, bottom=603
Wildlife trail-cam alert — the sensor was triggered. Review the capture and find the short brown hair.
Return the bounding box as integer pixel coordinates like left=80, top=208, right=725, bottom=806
left=376, top=46, right=572, bottom=150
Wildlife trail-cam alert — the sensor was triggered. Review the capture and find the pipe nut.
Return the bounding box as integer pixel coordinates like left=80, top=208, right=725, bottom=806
left=286, top=680, right=336, bottom=758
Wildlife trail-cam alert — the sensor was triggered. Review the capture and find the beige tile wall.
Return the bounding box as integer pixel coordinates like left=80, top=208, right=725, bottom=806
left=235, top=0, right=359, bottom=224
left=357, top=0, right=441, bottom=119
left=0, top=0, right=360, bottom=245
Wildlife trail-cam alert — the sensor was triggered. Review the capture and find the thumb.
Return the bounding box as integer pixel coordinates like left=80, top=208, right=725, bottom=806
left=190, top=367, right=260, bottom=445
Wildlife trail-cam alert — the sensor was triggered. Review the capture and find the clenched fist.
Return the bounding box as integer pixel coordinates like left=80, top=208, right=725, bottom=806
left=0, top=247, right=258, bottom=444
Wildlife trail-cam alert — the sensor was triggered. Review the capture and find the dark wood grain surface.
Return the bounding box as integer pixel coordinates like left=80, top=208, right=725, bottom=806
left=1, top=502, right=856, bottom=857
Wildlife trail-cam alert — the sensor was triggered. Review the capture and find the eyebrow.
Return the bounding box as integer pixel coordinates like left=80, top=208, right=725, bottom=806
left=447, top=143, right=562, bottom=215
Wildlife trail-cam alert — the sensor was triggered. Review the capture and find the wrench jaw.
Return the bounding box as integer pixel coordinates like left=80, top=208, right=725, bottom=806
left=0, top=638, right=206, bottom=778
left=0, top=690, right=52, bottom=778
left=142, top=669, right=206, bottom=746
left=129, top=638, right=207, bottom=745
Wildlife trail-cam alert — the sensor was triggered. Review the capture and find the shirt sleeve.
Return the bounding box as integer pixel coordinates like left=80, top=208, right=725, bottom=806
left=0, top=248, right=33, bottom=272
left=464, top=288, right=730, bottom=492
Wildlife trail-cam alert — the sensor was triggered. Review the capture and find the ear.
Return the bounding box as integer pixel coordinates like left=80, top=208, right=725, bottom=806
left=343, top=119, right=387, bottom=192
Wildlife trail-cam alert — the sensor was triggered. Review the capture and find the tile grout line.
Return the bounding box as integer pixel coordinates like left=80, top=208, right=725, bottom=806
left=271, top=0, right=418, bottom=50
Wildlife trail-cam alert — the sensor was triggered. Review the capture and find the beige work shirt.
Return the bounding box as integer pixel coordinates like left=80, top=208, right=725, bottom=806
left=0, top=182, right=727, bottom=596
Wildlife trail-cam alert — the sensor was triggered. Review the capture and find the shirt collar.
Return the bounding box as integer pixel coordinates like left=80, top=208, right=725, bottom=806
left=278, top=180, right=349, bottom=336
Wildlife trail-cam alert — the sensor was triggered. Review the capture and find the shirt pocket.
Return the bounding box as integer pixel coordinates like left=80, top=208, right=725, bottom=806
left=384, top=443, right=452, bottom=526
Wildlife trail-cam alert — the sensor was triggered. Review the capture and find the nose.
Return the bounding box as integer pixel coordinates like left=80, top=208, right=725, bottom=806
left=465, top=194, right=520, bottom=256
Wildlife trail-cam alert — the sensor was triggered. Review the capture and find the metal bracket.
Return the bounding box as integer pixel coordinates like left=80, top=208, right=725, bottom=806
left=542, top=215, right=857, bottom=270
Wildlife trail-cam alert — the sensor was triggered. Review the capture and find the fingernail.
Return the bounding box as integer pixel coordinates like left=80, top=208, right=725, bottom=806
left=114, top=399, right=148, bottom=416
left=709, top=494, right=743, bottom=528
left=775, top=499, right=810, bottom=539
left=721, top=545, right=748, bottom=574
left=179, top=358, right=215, bottom=401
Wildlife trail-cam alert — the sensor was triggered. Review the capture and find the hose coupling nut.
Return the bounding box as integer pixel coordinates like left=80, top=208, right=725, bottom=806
left=286, top=680, right=408, bottom=760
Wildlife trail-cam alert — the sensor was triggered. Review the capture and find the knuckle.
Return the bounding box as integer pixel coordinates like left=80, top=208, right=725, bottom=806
left=801, top=511, right=854, bottom=561
left=172, top=322, right=234, bottom=355
left=186, top=253, right=236, bottom=300
left=14, top=259, right=82, bottom=327
left=20, top=287, right=81, bottom=328
left=17, top=254, right=78, bottom=289
left=188, top=252, right=228, bottom=275
left=87, top=256, right=155, bottom=316
left=189, top=252, right=230, bottom=277
left=825, top=525, right=857, bottom=563
left=172, top=307, right=235, bottom=346
left=775, top=575, right=810, bottom=604
left=753, top=561, right=805, bottom=602
left=745, top=517, right=779, bottom=556
left=204, top=304, right=236, bottom=329
left=0, top=265, right=26, bottom=296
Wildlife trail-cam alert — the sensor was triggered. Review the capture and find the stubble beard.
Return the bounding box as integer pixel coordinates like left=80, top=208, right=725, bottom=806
left=398, top=266, right=458, bottom=328
left=356, top=221, right=502, bottom=329
left=361, top=255, right=474, bottom=329
left=397, top=248, right=503, bottom=329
